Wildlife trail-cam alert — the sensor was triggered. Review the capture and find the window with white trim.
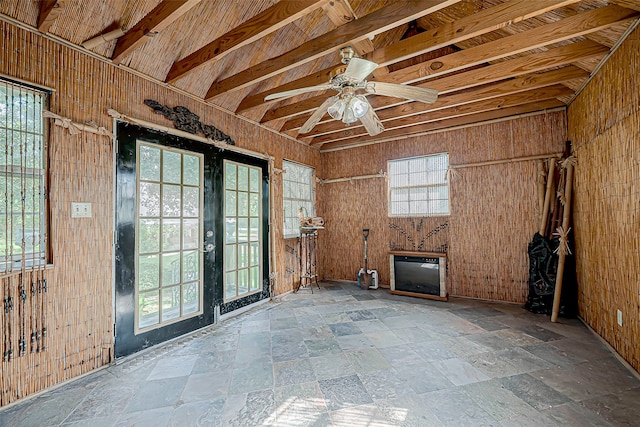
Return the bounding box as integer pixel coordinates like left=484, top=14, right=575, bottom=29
left=388, top=153, right=449, bottom=217
left=282, top=160, right=315, bottom=238
left=1, top=79, right=48, bottom=273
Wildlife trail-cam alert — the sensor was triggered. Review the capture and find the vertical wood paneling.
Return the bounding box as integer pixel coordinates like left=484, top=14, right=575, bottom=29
left=320, top=112, right=567, bottom=301
left=0, top=21, right=319, bottom=406
left=568, top=24, right=640, bottom=373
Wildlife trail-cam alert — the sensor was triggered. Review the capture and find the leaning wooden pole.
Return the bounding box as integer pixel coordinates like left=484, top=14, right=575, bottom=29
left=537, top=160, right=546, bottom=216
left=539, top=158, right=556, bottom=235
left=551, top=157, right=575, bottom=323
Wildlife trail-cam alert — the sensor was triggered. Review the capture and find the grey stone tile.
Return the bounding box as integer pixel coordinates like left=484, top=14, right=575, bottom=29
left=580, top=387, right=640, bottom=426
left=167, top=397, right=225, bottom=427
left=61, top=416, right=119, bottom=427
left=299, top=324, right=334, bottom=340
left=318, top=375, right=373, bottom=411
left=322, top=312, right=352, bottom=324
left=494, top=347, right=552, bottom=374
left=351, top=293, right=377, bottom=301
left=125, top=376, right=187, bottom=413
left=494, top=328, right=543, bottom=347
left=115, top=406, right=174, bottom=427
left=513, top=324, right=565, bottom=342
left=239, top=318, right=270, bottom=334
left=192, top=350, right=235, bottom=374
left=146, top=354, right=198, bottom=380
left=310, top=354, right=355, bottom=380
left=365, top=330, right=406, bottom=348
left=421, top=387, right=495, bottom=426
left=336, top=333, right=374, bottom=351
left=431, top=357, right=491, bottom=386
left=329, top=322, right=362, bottom=337
left=65, top=384, right=137, bottom=423
left=274, top=358, right=316, bottom=387
left=412, top=339, right=458, bottom=361
left=378, top=344, right=424, bottom=365
left=521, top=342, right=584, bottom=368
left=358, top=367, right=414, bottom=400
left=442, top=336, right=491, bottom=357
left=304, top=337, right=342, bottom=357
left=353, top=318, right=389, bottom=333
left=181, top=370, right=231, bottom=402
left=474, top=316, right=510, bottom=332
left=237, top=331, right=271, bottom=350
left=345, top=349, right=392, bottom=374
left=221, top=389, right=276, bottom=427
left=296, top=313, right=325, bottom=327
left=462, top=379, right=539, bottom=422
left=464, top=351, right=521, bottom=379
left=543, top=401, right=615, bottom=427
left=466, top=331, right=515, bottom=351
left=395, top=362, right=454, bottom=394
left=380, top=314, right=418, bottom=329
left=455, top=306, right=505, bottom=321
left=346, top=309, right=377, bottom=321
left=270, top=316, right=299, bottom=331
left=274, top=381, right=328, bottom=426
left=273, top=335, right=308, bottom=363
left=235, top=347, right=271, bottom=365
left=390, top=326, right=443, bottom=344
left=499, top=373, right=571, bottom=410
left=228, top=363, right=274, bottom=394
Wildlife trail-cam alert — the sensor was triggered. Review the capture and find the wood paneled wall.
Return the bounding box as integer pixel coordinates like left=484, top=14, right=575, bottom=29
left=568, top=24, right=640, bottom=372
left=0, top=21, right=319, bottom=406
left=319, top=112, right=567, bottom=302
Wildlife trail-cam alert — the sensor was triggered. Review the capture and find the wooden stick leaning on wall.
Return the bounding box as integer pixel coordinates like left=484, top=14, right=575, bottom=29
left=537, top=160, right=546, bottom=216
left=540, top=158, right=557, bottom=236
left=551, top=156, right=576, bottom=323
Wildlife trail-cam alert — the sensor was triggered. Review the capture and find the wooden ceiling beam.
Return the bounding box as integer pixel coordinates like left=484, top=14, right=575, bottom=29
left=380, top=4, right=638, bottom=86
left=308, top=66, right=586, bottom=144
left=263, top=4, right=635, bottom=124
left=322, top=0, right=375, bottom=55
left=275, top=39, right=607, bottom=129
left=37, top=0, right=65, bottom=33
left=310, top=85, right=574, bottom=144
left=318, top=99, right=566, bottom=151
left=366, top=0, right=581, bottom=67
left=112, top=0, right=202, bottom=64
left=609, top=1, right=640, bottom=12
left=165, top=0, right=329, bottom=84
left=236, top=0, right=579, bottom=114
left=204, top=0, right=462, bottom=100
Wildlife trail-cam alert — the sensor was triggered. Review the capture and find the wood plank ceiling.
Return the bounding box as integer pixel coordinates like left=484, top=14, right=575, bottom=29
left=2, top=0, right=638, bottom=151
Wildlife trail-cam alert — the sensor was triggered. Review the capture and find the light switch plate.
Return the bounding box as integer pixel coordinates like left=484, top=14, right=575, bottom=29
left=71, top=202, right=92, bottom=218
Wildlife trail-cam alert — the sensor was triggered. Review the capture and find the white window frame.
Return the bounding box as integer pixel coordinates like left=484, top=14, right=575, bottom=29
left=1, top=79, right=48, bottom=273
left=282, top=160, right=315, bottom=238
left=388, top=153, right=450, bottom=217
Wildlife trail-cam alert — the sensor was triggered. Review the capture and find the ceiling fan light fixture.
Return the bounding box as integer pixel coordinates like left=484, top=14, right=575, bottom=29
left=328, top=98, right=346, bottom=120
left=350, top=95, right=369, bottom=118
left=342, top=104, right=358, bottom=125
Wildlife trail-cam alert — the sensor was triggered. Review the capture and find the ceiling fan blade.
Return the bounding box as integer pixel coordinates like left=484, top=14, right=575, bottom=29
left=299, top=96, right=338, bottom=134
left=359, top=107, right=385, bottom=137
left=343, top=57, right=378, bottom=82
left=365, top=81, right=438, bottom=103
left=264, top=84, right=335, bottom=101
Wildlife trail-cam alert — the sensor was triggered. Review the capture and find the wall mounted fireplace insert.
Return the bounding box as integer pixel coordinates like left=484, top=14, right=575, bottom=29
left=389, top=251, right=447, bottom=301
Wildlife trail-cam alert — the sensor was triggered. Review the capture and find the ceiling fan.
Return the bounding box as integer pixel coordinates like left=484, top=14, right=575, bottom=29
left=264, top=46, right=439, bottom=137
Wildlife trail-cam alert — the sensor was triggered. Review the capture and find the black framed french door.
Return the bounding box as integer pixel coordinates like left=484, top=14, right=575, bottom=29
left=114, top=122, right=269, bottom=357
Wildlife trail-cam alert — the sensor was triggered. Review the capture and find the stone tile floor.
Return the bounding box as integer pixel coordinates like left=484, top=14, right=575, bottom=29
left=1, top=281, right=639, bottom=426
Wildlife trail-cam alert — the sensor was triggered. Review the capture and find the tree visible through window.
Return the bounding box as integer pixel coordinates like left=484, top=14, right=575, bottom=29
left=1, top=79, right=47, bottom=273
left=283, top=160, right=315, bottom=238
left=388, top=153, right=449, bottom=216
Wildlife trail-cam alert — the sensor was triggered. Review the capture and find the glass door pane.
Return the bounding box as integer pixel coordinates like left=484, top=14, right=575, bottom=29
left=135, top=142, right=204, bottom=333
left=223, top=160, right=262, bottom=302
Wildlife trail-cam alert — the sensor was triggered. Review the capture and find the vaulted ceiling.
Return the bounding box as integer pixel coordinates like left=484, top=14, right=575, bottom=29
left=2, top=0, right=639, bottom=151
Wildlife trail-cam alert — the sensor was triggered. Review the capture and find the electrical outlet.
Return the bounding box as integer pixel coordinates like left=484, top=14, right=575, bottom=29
left=617, top=309, right=623, bottom=327
left=71, top=202, right=92, bottom=218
